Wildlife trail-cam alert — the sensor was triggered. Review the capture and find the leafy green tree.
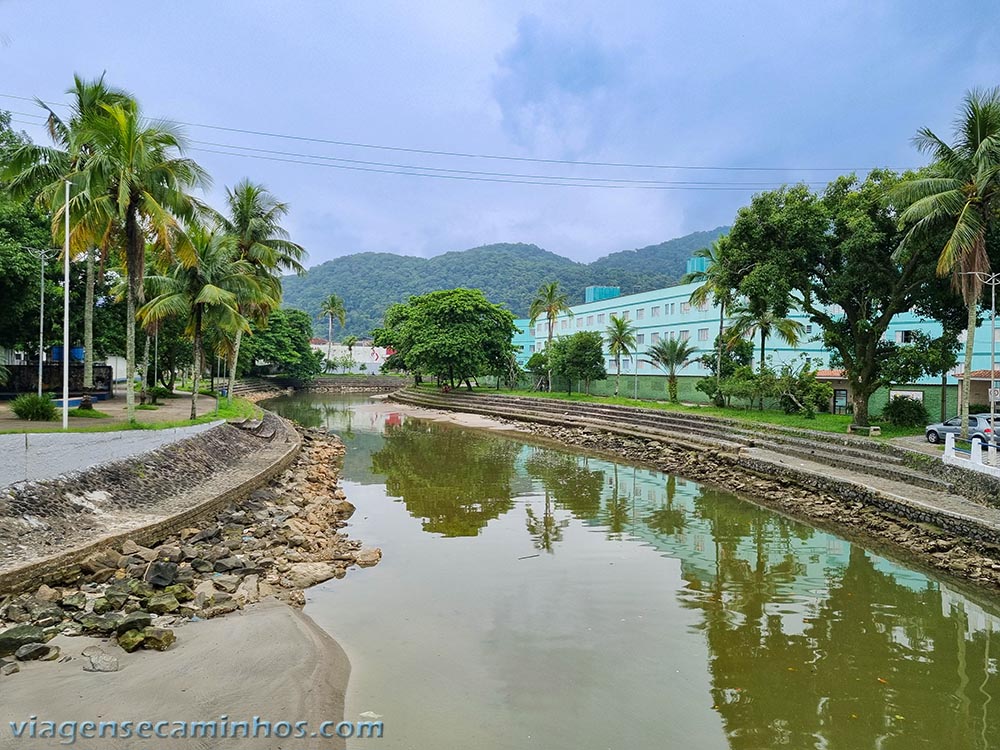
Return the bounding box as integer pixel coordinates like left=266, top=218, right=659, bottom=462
left=893, top=87, right=1000, bottom=437
left=215, top=179, right=304, bottom=400
left=374, top=288, right=517, bottom=389
left=549, top=331, right=607, bottom=394
left=774, top=358, right=834, bottom=417
left=681, top=236, right=732, bottom=397
left=242, top=308, right=324, bottom=381
left=646, top=337, right=699, bottom=403
left=528, top=281, right=572, bottom=391
left=138, top=226, right=260, bottom=418
left=696, top=335, right=754, bottom=405
left=604, top=314, right=636, bottom=396
left=72, top=101, right=208, bottom=422
left=525, top=351, right=548, bottom=390
left=318, top=293, right=346, bottom=367
left=722, top=174, right=955, bottom=425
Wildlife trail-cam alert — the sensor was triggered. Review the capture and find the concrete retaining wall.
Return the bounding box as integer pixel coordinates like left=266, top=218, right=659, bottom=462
left=0, top=421, right=223, bottom=488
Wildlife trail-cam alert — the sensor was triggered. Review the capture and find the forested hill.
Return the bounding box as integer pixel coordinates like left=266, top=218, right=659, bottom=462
left=281, top=227, right=729, bottom=337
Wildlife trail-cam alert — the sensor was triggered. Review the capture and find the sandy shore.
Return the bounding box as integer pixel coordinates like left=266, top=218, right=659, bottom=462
left=0, top=599, right=351, bottom=749
left=366, top=394, right=526, bottom=432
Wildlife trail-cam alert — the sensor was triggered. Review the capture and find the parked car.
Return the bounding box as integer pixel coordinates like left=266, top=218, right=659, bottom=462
left=925, top=414, right=997, bottom=444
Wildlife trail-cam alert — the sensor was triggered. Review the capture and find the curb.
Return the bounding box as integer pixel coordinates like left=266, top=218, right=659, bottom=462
left=0, top=413, right=301, bottom=596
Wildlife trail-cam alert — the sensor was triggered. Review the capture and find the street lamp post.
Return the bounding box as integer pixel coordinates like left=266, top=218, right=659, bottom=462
left=62, top=180, right=70, bottom=430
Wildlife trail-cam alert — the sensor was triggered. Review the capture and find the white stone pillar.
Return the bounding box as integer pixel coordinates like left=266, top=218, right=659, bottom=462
left=972, top=436, right=984, bottom=465
left=945, top=432, right=956, bottom=458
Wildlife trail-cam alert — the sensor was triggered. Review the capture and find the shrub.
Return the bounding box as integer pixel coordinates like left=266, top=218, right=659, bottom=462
left=969, top=403, right=992, bottom=415
left=880, top=396, right=930, bottom=427
left=11, top=393, right=58, bottom=421
left=148, top=385, right=173, bottom=404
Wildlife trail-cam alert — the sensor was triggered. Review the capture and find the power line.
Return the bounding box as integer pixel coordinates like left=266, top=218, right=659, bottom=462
left=189, top=145, right=829, bottom=191
left=190, top=139, right=830, bottom=187
left=0, top=91, right=914, bottom=174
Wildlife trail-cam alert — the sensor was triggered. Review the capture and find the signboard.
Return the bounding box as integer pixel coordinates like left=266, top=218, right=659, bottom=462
left=989, top=388, right=1000, bottom=401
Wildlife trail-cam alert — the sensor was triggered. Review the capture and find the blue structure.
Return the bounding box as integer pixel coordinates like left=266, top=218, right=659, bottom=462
left=512, top=318, right=534, bottom=366
left=584, top=286, right=622, bottom=304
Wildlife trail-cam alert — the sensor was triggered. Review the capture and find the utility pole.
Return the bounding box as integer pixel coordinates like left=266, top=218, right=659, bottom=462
left=29, top=247, right=55, bottom=397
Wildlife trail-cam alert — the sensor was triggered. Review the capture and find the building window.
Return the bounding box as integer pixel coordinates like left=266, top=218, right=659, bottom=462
left=536, top=324, right=544, bottom=336
left=528, top=344, right=535, bottom=353
left=698, top=328, right=709, bottom=341
left=586, top=315, right=594, bottom=326
left=651, top=306, right=660, bottom=318
left=651, top=332, right=661, bottom=344
left=622, top=310, right=630, bottom=321
left=637, top=333, right=645, bottom=344
left=597, top=313, right=605, bottom=324
left=697, top=302, right=709, bottom=312
left=680, top=330, right=690, bottom=341
left=637, top=308, right=645, bottom=320
left=561, top=319, right=568, bottom=330
left=609, top=358, right=617, bottom=371
left=638, top=361, right=646, bottom=371
left=895, top=330, right=915, bottom=343
left=680, top=302, right=691, bottom=314
left=670, top=303, right=676, bottom=315
left=806, top=325, right=813, bottom=334
left=576, top=317, right=583, bottom=328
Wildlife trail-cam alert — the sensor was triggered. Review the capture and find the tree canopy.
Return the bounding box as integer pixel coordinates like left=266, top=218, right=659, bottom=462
left=373, top=288, right=517, bottom=388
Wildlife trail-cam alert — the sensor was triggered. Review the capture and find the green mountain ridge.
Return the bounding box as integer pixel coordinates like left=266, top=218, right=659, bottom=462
left=281, top=226, right=729, bottom=337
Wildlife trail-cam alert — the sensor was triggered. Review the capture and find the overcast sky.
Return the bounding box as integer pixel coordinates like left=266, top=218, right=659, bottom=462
left=2, top=1, right=998, bottom=266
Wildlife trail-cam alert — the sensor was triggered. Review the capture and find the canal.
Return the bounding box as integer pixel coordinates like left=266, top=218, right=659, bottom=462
left=266, top=393, right=1000, bottom=750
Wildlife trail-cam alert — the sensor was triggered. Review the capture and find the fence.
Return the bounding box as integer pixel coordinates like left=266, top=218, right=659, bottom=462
left=1, top=364, right=113, bottom=398
left=943, top=432, right=1000, bottom=478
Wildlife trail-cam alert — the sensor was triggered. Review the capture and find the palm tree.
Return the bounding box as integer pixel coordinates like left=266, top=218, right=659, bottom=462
left=726, top=302, right=805, bottom=374
left=215, top=179, right=305, bottom=400
left=893, top=87, right=1000, bottom=438
left=342, top=334, right=358, bottom=372
left=73, top=101, right=208, bottom=422
left=5, top=75, right=133, bottom=390
left=681, top=237, right=732, bottom=397
left=605, top=314, right=637, bottom=397
left=138, top=225, right=262, bottom=419
left=318, top=294, right=347, bottom=369
left=646, top=337, right=699, bottom=403
left=528, top=281, right=572, bottom=391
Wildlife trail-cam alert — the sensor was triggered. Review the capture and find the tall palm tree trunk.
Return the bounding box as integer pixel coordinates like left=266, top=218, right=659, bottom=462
left=327, top=315, right=333, bottom=371
left=191, top=308, right=203, bottom=420
left=547, top=319, right=554, bottom=391
left=125, top=290, right=136, bottom=423
left=227, top=328, right=242, bottom=405
left=960, top=299, right=977, bottom=439
left=615, top=354, right=621, bottom=396
left=759, top=329, right=767, bottom=373
left=83, top=247, right=95, bottom=390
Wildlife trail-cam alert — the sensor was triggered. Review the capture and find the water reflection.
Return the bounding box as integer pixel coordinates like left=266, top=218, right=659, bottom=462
left=370, top=420, right=521, bottom=537
left=266, top=394, right=1000, bottom=749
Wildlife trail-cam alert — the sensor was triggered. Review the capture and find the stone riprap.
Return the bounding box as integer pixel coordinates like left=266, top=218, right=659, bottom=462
left=0, top=426, right=380, bottom=676
left=0, top=421, right=223, bottom=488
left=0, top=414, right=289, bottom=578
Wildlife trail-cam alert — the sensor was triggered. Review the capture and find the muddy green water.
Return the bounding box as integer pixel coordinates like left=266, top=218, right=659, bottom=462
left=267, top=394, right=1000, bottom=750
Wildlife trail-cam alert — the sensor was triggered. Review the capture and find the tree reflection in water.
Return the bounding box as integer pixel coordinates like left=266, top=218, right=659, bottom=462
left=370, top=420, right=520, bottom=537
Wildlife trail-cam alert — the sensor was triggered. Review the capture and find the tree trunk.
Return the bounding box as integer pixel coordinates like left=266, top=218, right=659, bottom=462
left=125, top=289, right=136, bottom=423
left=941, top=370, right=948, bottom=422
left=759, top=329, right=767, bottom=410
left=961, top=299, right=977, bottom=439
left=851, top=391, right=870, bottom=428
left=228, top=327, right=242, bottom=405
left=190, top=307, right=202, bottom=420
left=615, top=355, right=621, bottom=396
left=327, top=316, right=333, bottom=372
left=83, top=247, right=95, bottom=390
left=139, top=333, right=151, bottom=403
left=669, top=373, right=678, bottom=403
left=716, top=302, right=725, bottom=395
left=547, top=319, right=554, bottom=392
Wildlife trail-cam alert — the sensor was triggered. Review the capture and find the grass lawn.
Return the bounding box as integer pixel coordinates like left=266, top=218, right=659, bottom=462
left=418, top=385, right=925, bottom=440
left=0, top=396, right=261, bottom=434
left=66, top=407, right=113, bottom=418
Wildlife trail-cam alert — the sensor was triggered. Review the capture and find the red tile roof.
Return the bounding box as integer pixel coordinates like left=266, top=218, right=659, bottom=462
left=815, top=369, right=846, bottom=379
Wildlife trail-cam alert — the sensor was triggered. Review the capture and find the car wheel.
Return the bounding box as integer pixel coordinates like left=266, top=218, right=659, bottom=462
left=926, top=430, right=940, bottom=444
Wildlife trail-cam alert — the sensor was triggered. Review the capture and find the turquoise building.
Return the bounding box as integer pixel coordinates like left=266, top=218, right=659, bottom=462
left=512, top=257, right=1000, bottom=417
